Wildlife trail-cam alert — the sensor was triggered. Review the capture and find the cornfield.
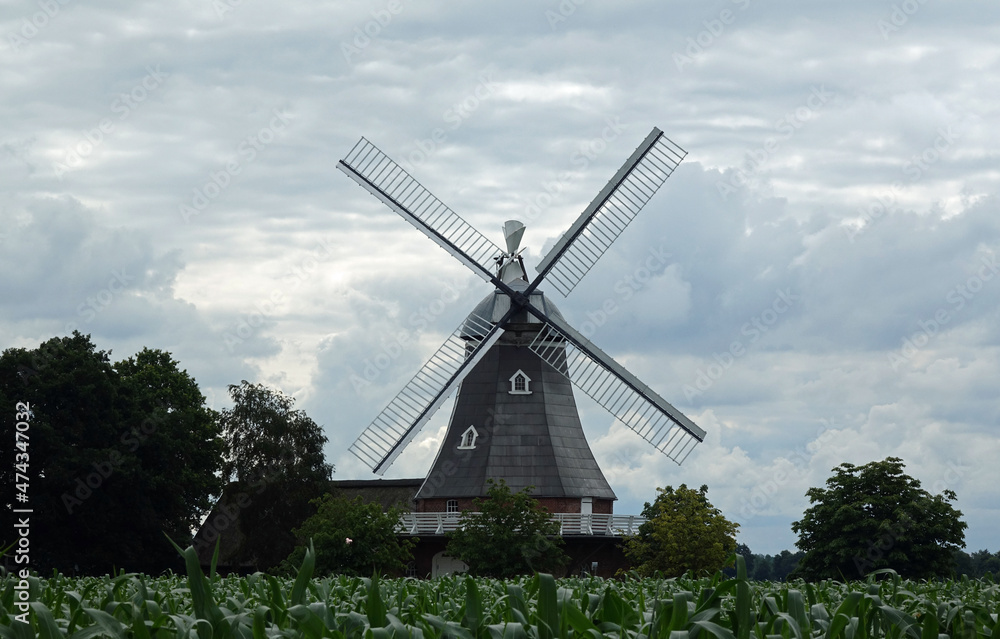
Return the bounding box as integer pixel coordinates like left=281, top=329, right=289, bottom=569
left=2, top=543, right=998, bottom=638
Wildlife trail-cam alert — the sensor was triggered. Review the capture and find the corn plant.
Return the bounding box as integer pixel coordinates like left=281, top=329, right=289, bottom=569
left=2, top=552, right=998, bottom=638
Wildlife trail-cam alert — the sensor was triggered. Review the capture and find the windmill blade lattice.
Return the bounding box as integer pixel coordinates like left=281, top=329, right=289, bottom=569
left=528, top=318, right=704, bottom=464
left=350, top=312, right=503, bottom=474
left=338, top=138, right=503, bottom=283
left=534, top=129, right=686, bottom=297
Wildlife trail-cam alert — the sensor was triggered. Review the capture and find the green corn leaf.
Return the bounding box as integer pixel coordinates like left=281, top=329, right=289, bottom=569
left=670, top=591, right=692, bottom=630
left=786, top=590, right=809, bottom=635
left=368, top=574, right=388, bottom=628
left=290, top=540, right=316, bottom=607
left=824, top=612, right=853, bottom=639
left=506, top=584, right=528, bottom=622
left=28, top=602, right=62, bottom=639
left=534, top=574, right=558, bottom=639
left=735, top=579, right=751, bottom=639
left=464, top=576, right=483, bottom=636
left=77, top=607, right=126, bottom=639
left=252, top=605, right=271, bottom=639
left=919, top=611, right=938, bottom=639
left=689, top=620, right=737, bottom=639
left=289, top=603, right=326, bottom=639
left=209, top=537, right=221, bottom=582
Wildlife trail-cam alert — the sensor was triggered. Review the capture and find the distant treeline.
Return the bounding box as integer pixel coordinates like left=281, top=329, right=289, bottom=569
left=732, top=546, right=1000, bottom=581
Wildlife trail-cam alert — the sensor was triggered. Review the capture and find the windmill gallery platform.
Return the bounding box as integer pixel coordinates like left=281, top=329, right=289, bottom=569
left=194, top=478, right=648, bottom=577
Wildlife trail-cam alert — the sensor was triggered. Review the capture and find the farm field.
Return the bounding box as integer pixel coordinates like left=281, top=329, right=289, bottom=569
left=2, top=546, right=998, bottom=638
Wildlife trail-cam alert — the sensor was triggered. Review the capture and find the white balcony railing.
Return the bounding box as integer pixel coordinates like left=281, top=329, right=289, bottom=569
left=397, top=512, right=645, bottom=536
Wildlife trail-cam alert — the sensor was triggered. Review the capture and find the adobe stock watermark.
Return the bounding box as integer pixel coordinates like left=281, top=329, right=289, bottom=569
left=717, top=84, right=835, bottom=200
left=852, top=459, right=969, bottom=576
left=400, top=68, right=500, bottom=173
left=341, top=0, right=407, bottom=63
left=52, top=65, right=169, bottom=180
left=194, top=450, right=304, bottom=553
left=179, top=107, right=291, bottom=222
left=682, top=288, right=799, bottom=400
left=845, top=121, right=963, bottom=242
left=739, top=422, right=837, bottom=520
left=415, top=410, right=505, bottom=502
left=673, top=0, right=752, bottom=72
left=211, top=0, right=248, bottom=20
left=223, top=236, right=336, bottom=353
left=877, top=0, right=931, bottom=41
left=545, top=0, right=585, bottom=29
left=888, top=252, right=998, bottom=370
left=518, top=116, right=626, bottom=224
left=349, top=276, right=466, bottom=393
left=576, top=243, right=671, bottom=339
left=6, top=0, right=73, bottom=52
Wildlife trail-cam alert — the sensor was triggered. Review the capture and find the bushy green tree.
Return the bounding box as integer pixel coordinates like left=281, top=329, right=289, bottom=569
left=0, top=333, right=223, bottom=574
left=219, top=380, right=333, bottom=570
left=792, top=457, right=966, bottom=580
left=624, top=484, right=739, bottom=577
left=281, top=493, right=415, bottom=576
left=445, top=479, right=567, bottom=578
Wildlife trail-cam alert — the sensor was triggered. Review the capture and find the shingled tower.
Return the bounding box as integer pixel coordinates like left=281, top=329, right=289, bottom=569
left=413, top=249, right=616, bottom=515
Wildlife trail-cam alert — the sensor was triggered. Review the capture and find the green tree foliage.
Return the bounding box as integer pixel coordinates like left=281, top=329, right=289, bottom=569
left=624, top=484, right=739, bottom=577
left=0, top=333, right=223, bottom=574
left=954, top=549, right=1000, bottom=579
left=725, top=546, right=806, bottom=581
left=218, top=380, right=333, bottom=570
left=445, top=479, right=568, bottom=578
left=281, top=493, right=416, bottom=576
left=792, top=457, right=967, bottom=580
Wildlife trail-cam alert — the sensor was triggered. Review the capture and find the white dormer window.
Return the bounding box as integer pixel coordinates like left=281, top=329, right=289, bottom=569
left=458, top=425, right=478, bottom=449
left=509, top=370, right=532, bottom=395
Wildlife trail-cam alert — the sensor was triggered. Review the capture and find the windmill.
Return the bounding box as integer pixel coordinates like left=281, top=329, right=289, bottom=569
left=337, top=127, right=705, bottom=517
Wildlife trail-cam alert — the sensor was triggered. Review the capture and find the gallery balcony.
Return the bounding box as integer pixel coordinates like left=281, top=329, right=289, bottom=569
left=397, top=512, right=646, bottom=537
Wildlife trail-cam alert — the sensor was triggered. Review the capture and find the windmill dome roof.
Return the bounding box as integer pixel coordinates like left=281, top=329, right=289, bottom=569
left=461, top=281, right=565, bottom=337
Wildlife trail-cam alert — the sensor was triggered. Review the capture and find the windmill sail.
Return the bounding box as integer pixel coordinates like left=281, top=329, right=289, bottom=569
left=340, top=127, right=706, bottom=475
left=533, top=128, right=686, bottom=297
left=350, top=312, right=504, bottom=474
left=527, top=313, right=704, bottom=464
left=338, top=138, right=503, bottom=283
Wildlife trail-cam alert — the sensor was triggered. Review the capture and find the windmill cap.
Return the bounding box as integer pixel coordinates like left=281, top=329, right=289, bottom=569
left=461, top=284, right=566, bottom=338
left=503, top=220, right=526, bottom=254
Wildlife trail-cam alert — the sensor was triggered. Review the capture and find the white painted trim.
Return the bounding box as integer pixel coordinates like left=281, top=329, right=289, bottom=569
left=508, top=369, right=532, bottom=395
left=457, top=424, right=479, bottom=449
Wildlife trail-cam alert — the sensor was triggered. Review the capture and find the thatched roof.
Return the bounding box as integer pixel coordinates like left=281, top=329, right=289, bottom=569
left=192, top=478, right=422, bottom=568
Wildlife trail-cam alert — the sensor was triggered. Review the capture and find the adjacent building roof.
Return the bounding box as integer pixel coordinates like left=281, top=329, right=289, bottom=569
left=192, top=478, right=422, bottom=567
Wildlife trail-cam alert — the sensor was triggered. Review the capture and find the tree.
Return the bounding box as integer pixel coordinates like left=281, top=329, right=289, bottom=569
left=624, top=484, right=739, bottom=577
left=218, top=380, right=333, bottom=570
left=0, top=333, right=223, bottom=574
left=280, top=493, right=416, bottom=576
left=445, top=479, right=568, bottom=578
left=771, top=549, right=805, bottom=580
left=791, top=457, right=966, bottom=580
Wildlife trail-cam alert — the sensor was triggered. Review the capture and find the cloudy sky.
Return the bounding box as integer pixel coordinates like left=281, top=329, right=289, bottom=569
left=3, top=0, right=999, bottom=557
